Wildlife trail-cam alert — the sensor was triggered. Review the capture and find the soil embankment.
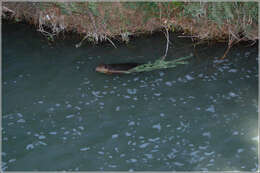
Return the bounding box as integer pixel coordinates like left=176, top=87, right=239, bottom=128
left=2, top=2, right=258, bottom=43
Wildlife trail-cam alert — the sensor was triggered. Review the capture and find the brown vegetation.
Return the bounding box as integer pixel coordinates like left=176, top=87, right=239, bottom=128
left=2, top=2, right=258, bottom=45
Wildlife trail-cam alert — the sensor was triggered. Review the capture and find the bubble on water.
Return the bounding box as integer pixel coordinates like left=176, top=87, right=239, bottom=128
left=154, top=93, right=161, bottom=97
left=127, top=89, right=137, bottom=95
left=98, top=151, right=104, bottom=155
left=185, top=74, right=194, bottom=81
left=125, top=132, right=131, bottom=136
left=66, top=104, right=72, bottom=108
left=36, top=141, right=47, bottom=146
left=165, top=81, right=172, bottom=87
left=55, top=103, right=61, bottom=107
left=64, top=131, right=70, bottom=135
left=204, top=151, right=214, bottom=156
left=108, top=164, right=117, bottom=168
left=229, top=69, right=237, bottom=73
left=196, top=107, right=201, bottom=110
left=17, top=113, right=23, bottom=117
left=78, top=126, right=84, bottom=130
left=129, top=158, right=137, bottom=163
left=124, top=95, right=131, bottom=99
left=139, top=143, right=150, bottom=148
left=174, top=162, right=184, bottom=166
left=213, top=59, right=225, bottom=64
left=205, top=105, right=215, bottom=113
left=233, top=131, right=239, bottom=135
left=112, top=134, right=119, bottom=139
left=133, top=77, right=139, bottom=81
left=17, top=119, right=26, bottom=123
left=26, top=144, right=34, bottom=150
left=158, top=71, right=164, bottom=77
left=38, top=101, right=44, bottom=104
left=75, top=106, right=81, bottom=110
left=8, top=159, right=16, bottom=163
left=144, top=153, right=153, bottom=159
left=229, top=92, right=237, bottom=97
left=80, top=147, right=90, bottom=151
left=160, top=113, right=165, bottom=117
left=38, top=135, right=46, bottom=139
left=152, top=123, right=161, bottom=132
left=92, top=91, right=102, bottom=98
left=199, top=146, right=208, bottom=150
left=148, top=137, right=160, bottom=142
left=251, top=136, right=258, bottom=141
left=114, top=106, right=120, bottom=111
left=237, top=148, right=244, bottom=153
left=48, top=107, right=55, bottom=112
left=245, top=51, right=251, bottom=57
left=128, top=121, right=135, bottom=126
left=49, top=132, right=57, bottom=135
left=167, top=152, right=176, bottom=159
left=66, top=114, right=75, bottom=119
left=139, top=136, right=144, bottom=139
left=169, top=97, right=176, bottom=103
left=202, top=132, right=211, bottom=138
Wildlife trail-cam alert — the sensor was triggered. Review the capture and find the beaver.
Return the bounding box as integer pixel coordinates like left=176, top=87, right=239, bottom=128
left=96, top=63, right=142, bottom=74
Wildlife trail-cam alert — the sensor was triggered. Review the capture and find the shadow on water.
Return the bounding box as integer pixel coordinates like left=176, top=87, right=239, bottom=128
left=2, top=21, right=259, bottom=171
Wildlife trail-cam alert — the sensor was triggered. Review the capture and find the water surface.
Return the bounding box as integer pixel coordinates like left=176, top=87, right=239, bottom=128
left=2, top=22, right=259, bottom=171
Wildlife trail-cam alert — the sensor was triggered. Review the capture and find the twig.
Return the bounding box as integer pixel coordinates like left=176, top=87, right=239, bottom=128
left=2, top=6, right=15, bottom=14
left=162, top=26, right=169, bottom=60
left=220, top=28, right=242, bottom=60
left=105, top=36, right=117, bottom=48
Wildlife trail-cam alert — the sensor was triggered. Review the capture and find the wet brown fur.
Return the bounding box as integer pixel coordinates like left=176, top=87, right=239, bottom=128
left=96, top=63, right=142, bottom=74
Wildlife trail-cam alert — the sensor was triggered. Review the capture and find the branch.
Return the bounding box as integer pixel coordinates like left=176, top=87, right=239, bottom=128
left=162, top=26, right=169, bottom=60
left=105, top=36, right=117, bottom=48
left=2, top=6, right=15, bottom=14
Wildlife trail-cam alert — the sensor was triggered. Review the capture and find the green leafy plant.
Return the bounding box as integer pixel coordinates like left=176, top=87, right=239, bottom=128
left=127, top=55, right=192, bottom=73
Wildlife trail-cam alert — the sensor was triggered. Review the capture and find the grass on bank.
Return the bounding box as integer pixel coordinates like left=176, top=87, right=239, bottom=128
left=2, top=2, right=258, bottom=45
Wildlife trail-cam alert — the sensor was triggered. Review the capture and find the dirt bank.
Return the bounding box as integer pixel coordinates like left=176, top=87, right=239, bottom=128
left=2, top=2, right=258, bottom=44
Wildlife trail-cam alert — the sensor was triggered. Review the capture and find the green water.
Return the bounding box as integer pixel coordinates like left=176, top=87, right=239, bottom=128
left=2, top=22, right=258, bottom=171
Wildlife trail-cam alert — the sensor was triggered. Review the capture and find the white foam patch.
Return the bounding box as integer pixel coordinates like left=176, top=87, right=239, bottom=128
left=66, top=114, right=75, bottom=119
left=26, top=144, right=34, bottom=150
left=205, top=105, right=215, bottom=113
left=112, top=134, right=119, bottom=139
left=185, top=74, right=194, bottom=80
left=165, top=81, right=172, bottom=87
left=127, top=89, right=137, bottom=95
left=38, top=135, right=46, bottom=139
left=152, top=123, right=161, bottom=132
left=139, top=143, right=150, bottom=148
left=80, top=147, right=90, bottom=151
left=202, top=132, right=211, bottom=138
left=17, top=119, right=26, bottom=123
left=49, top=132, right=57, bottom=135
left=228, top=69, right=237, bottom=73
left=229, top=92, right=237, bottom=97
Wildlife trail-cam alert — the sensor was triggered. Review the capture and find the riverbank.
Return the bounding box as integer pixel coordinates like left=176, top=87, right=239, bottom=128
left=2, top=2, right=259, bottom=44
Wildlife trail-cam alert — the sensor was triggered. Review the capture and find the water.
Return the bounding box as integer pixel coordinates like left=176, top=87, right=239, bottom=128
left=2, top=22, right=259, bottom=171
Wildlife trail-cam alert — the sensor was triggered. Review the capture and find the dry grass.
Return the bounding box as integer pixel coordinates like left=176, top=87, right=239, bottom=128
left=2, top=2, right=258, bottom=46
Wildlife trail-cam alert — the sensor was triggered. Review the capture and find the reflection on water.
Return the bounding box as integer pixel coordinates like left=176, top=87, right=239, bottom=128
left=2, top=22, right=258, bottom=171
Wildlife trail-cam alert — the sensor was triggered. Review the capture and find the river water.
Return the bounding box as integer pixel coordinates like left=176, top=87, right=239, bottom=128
left=2, top=22, right=259, bottom=171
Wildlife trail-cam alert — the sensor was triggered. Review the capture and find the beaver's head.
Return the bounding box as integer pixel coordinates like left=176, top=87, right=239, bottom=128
left=95, top=64, right=109, bottom=74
